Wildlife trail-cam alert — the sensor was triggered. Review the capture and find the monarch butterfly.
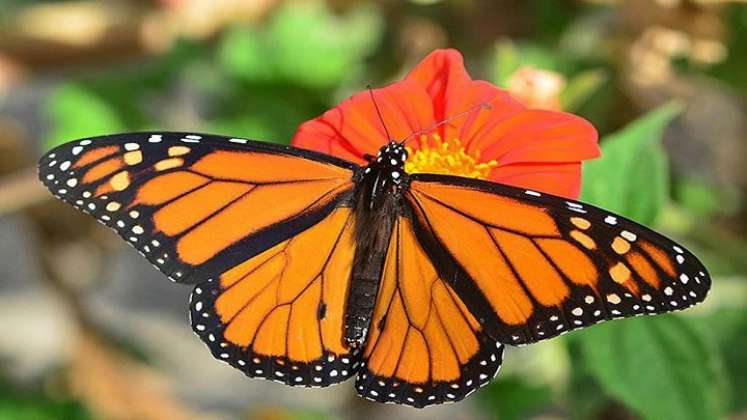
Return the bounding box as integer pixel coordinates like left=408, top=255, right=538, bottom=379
left=38, top=128, right=709, bottom=408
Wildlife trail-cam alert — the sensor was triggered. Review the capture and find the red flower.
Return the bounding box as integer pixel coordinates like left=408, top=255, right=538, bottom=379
left=290, top=49, right=599, bottom=199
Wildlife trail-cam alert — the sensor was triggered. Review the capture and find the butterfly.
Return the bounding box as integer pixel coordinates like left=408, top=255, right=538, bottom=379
left=38, top=131, right=710, bottom=408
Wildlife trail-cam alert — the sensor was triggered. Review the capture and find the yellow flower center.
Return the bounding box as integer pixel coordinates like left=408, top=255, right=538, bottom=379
left=404, top=134, right=498, bottom=180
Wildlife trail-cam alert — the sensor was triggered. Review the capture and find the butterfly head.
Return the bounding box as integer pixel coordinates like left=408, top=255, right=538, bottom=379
left=380, top=141, right=408, bottom=163
left=364, top=141, right=408, bottom=182
left=359, top=141, right=409, bottom=211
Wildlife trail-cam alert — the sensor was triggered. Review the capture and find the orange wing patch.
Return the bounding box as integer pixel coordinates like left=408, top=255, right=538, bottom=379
left=535, top=238, right=597, bottom=287
left=82, top=157, right=125, bottom=184
left=191, top=208, right=359, bottom=386
left=176, top=178, right=349, bottom=265
left=135, top=172, right=210, bottom=205
left=191, top=151, right=352, bottom=183
left=491, top=229, right=569, bottom=307
left=356, top=217, right=504, bottom=408
left=409, top=192, right=535, bottom=325
left=73, top=145, right=119, bottom=168
left=153, top=181, right=254, bottom=236
left=640, top=240, right=676, bottom=277
left=411, top=181, right=559, bottom=236
left=626, top=251, right=660, bottom=289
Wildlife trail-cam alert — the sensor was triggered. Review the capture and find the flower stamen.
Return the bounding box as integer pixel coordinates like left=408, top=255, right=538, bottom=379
left=404, top=134, right=498, bottom=180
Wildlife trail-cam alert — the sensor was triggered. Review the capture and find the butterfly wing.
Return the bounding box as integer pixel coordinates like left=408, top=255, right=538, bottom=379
left=38, top=133, right=357, bottom=283
left=406, top=174, right=711, bottom=345
left=355, top=216, right=504, bottom=407
left=39, top=133, right=362, bottom=386
left=190, top=206, right=360, bottom=386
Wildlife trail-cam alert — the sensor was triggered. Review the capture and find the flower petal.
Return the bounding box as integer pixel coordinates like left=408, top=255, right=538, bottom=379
left=440, top=80, right=527, bottom=147
left=405, top=49, right=473, bottom=121
left=291, top=80, right=435, bottom=161
left=468, top=110, right=599, bottom=165
left=489, top=162, right=583, bottom=199
left=290, top=116, right=365, bottom=163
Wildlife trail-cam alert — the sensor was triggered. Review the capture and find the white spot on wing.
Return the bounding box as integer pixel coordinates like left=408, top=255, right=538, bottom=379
left=621, top=230, right=637, bottom=241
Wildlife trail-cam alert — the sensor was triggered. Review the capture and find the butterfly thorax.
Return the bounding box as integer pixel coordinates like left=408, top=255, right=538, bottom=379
left=345, top=142, right=409, bottom=348
left=359, top=141, right=408, bottom=210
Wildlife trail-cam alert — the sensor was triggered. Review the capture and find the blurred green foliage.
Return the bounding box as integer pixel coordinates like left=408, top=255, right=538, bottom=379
left=694, top=307, right=747, bottom=412
left=0, top=376, right=89, bottom=420
left=478, top=376, right=553, bottom=420
left=219, top=1, right=382, bottom=88
left=46, top=83, right=127, bottom=148
left=581, top=103, right=680, bottom=225
left=577, top=315, right=727, bottom=420
left=710, top=4, right=747, bottom=95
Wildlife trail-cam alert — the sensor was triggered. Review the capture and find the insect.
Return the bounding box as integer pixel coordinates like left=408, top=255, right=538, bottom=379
left=38, top=126, right=710, bottom=408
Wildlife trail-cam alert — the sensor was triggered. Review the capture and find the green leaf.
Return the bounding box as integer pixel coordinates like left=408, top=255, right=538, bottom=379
left=0, top=398, right=90, bottom=420
left=219, top=0, right=383, bottom=88
left=580, top=103, right=682, bottom=225
left=565, top=338, right=611, bottom=420
left=44, top=83, right=126, bottom=150
left=708, top=5, right=747, bottom=96
left=219, top=27, right=275, bottom=83
left=674, top=177, right=742, bottom=219
left=0, top=376, right=90, bottom=420
left=692, top=305, right=747, bottom=411
left=205, top=85, right=320, bottom=143
left=269, top=1, right=381, bottom=88
left=578, top=315, right=727, bottom=420
left=559, top=69, right=607, bottom=112
left=478, top=376, right=553, bottom=420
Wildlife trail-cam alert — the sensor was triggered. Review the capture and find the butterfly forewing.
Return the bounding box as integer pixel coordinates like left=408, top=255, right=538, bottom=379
left=38, top=133, right=357, bottom=284
left=406, top=174, right=711, bottom=345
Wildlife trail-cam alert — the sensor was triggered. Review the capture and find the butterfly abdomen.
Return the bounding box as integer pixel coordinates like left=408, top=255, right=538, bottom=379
left=345, top=190, right=398, bottom=347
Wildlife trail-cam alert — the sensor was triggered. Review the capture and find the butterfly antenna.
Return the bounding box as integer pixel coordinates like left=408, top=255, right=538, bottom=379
left=368, top=85, right=392, bottom=141
left=399, top=102, right=492, bottom=146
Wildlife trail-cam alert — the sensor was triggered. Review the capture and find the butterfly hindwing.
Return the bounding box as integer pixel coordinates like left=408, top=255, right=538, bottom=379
left=356, top=216, right=504, bottom=408
left=406, top=174, right=711, bottom=345
left=190, top=207, right=361, bottom=386
left=38, top=133, right=357, bottom=284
